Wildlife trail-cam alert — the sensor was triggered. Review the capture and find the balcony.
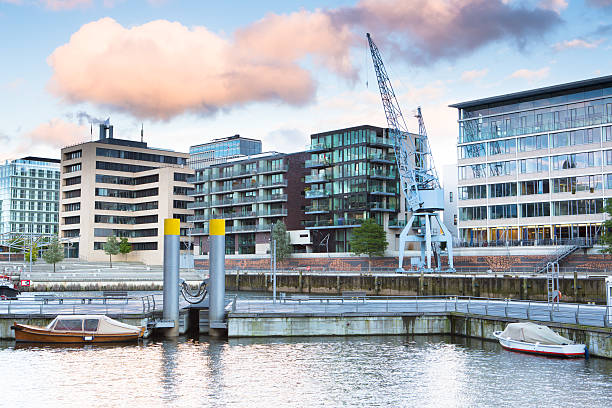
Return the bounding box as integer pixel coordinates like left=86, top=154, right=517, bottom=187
left=191, top=227, right=209, bottom=235
left=211, top=181, right=259, bottom=193
left=305, top=189, right=330, bottom=199
left=305, top=205, right=330, bottom=214
left=307, top=142, right=332, bottom=153
left=187, top=214, right=208, bottom=223
left=188, top=188, right=209, bottom=196
left=211, top=196, right=258, bottom=207
left=187, top=201, right=210, bottom=209
left=369, top=202, right=397, bottom=212
left=389, top=220, right=407, bottom=229
left=305, top=174, right=329, bottom=184
left=368, top=153, right=395, bottom=163
left=370, top=188, right=397, bottom=196
left=187, top=174, right=209, bottom=184
left=260, top=180, right=288, bottom=188
left=368, top=137, right=393, bottom=147
left=305, top=159, right=331, bottom=168
left=210, top=168, right=258, bottom=181
left=258, top=164, right=288, bottom=174
left=304, top=218, right=362, bottom=229
left=259, top=194, right=288, bottom=203
left=258, top=209, right=288, bottom=217
left=368, top=171, right=396, bottom=180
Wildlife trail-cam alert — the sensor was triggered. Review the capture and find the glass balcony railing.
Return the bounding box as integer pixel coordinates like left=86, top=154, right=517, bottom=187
left=389, top=220, right=407, bottom=228
left=187, top=201, right=209, bottom=209
left=305, top=189, right=331, bottom=199
left=368, top=153, right=395, bottom=162
left=305, top=174, right=329, bottom=183
left=369, top=202, right=397, bottom=211
left=305, top=159, right=331, bottom=168
left=307, top=142, right=332, bottom=152
left=368, top=170, right=396, bottom=179
left=304, top=205, right=330, bottom=213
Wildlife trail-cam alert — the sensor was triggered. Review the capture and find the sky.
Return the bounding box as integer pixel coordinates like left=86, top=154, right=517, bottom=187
left=1, top=0, right=612, bottom=179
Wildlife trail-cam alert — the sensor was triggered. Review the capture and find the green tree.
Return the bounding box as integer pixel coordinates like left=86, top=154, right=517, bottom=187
left=42, top=236, right=64, bottom=273
left=600, top=200, right=612, bottom=254
left=103, top=235, right=120, bottom=268
left=270, top=220, right=292, bottom=264
left=119, top=237, right=132, bottom=259
left=24, top=241, right=39, bottom=263
left=349, top=218, right=388, bottom=273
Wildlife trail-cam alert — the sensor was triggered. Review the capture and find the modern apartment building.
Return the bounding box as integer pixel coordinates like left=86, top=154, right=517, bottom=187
left=188, top=135, right=262, bottom=170
left=59, top=124, right=194, bottom=264
left=0, top=157, right=60, bottom=236
left=305, top=125, right=407, bottom=253
left=442, top=164, right=459, bottom=239
left=189, top=151, right=310, bottom=255
left=451, top=75, right=612, bottom=245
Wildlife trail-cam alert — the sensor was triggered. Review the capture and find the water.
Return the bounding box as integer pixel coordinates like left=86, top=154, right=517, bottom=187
left=1, top=335, right=610, bottom=408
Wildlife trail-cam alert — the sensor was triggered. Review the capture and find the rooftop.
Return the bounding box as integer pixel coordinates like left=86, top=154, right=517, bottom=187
left=449, top=74, right=612, bottom=110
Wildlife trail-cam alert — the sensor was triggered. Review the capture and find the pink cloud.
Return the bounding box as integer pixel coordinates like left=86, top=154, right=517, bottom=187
left=26, top=118, right=88, bottom=147
left=47, top=17, right=350, bottom=119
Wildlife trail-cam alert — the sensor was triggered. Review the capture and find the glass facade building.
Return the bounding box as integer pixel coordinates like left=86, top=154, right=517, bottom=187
left=305, top=125, right=405, bottom=252
left=451, top=75, right=612, bottom=245
left=189, top=135, right=262, bottom=170
left=0, top=157, right=60, bottom=236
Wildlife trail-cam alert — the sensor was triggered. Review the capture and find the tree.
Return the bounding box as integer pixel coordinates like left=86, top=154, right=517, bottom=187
left=119, top=237, right=132, bottom=259
left=600, top=200, right=612, bottom=254
left=349, top=219, right=388, bottom=273
left=42, top=236, right=64, bottom=273
left=24, top=241, right=39, bottom=263
left=103, top=235, right=120, bottom=268
left=270, top=220, right=292, bottom=264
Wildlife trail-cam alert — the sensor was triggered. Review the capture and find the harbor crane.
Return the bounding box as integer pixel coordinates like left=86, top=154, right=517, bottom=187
left=366, top=33, right=454, bottom=272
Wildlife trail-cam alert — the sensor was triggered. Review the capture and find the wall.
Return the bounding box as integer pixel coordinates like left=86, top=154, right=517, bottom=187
left=226, top=272, right=608, bottom=303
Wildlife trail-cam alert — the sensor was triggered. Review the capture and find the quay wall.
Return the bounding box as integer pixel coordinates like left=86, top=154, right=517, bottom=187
left=227, top=273, right=607, bottom=304
left=228, top=312, right=612, bottom=358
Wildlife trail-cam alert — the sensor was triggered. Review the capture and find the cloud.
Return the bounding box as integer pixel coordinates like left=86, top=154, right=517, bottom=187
left=586, top=0, right=612, bottom=7
left=26, top=118, right=88, bottom=148
left=538, top=0, right=568, bottom=14
left=509, top=67, right=550, bottom=81
left=460, top=69, right=489, bottom=81
left=47, top=16, right=352, bottom=120
left=334, top=0, right=562, bottom=64
left=47, top=1, right=563, bottom=120
left=553, top=38, right=603, bottom=51
left=265, top=128, right=308, bottom=153
left=593, top=23, right=612, bottom=35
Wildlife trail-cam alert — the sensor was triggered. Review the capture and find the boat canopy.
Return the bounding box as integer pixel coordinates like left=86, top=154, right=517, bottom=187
left=499, top=322, right=573, bottom=345
left=46, top=315, right=142, bottom=334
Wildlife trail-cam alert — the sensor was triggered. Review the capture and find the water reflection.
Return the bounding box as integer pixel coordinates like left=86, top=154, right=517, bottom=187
left=1, top=335, right=611, bottom=407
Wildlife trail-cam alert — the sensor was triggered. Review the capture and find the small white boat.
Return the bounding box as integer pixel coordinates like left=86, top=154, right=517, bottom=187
left=493, top=322, right=586, bottom=358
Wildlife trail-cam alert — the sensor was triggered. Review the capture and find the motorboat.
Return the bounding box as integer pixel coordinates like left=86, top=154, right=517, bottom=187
left=493, top=322, right=586, bottom=358
left=11, top=315, right=145, bottom=343
left=0, top=275, right=20, bottom=299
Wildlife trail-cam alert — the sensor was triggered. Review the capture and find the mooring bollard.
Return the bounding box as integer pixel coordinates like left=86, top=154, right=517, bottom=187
left=209, top=219, right=226, bottom=337
left=163, top=218, right=180, bottom=337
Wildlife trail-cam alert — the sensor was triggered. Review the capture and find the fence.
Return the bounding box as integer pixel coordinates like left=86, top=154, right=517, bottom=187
left=230, top=295, right=612, bottom=328
left=0, top=294, right=158, bottom=315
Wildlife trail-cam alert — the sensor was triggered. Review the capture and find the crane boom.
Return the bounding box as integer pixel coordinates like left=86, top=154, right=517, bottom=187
left=367, top=33, right=454, bottom=272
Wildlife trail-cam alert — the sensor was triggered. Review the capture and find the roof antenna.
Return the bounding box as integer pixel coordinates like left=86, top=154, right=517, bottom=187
left=141, top=123, right=144, bottom=142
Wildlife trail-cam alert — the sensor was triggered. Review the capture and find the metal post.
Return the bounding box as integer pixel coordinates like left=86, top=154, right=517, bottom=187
left=163, top=218, right=180, bottom=337
left=273, top=239, right=277, bottom=304
left=209, top=219, right=226, bottom=337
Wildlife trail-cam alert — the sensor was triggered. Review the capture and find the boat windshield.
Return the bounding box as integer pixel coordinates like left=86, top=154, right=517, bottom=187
left=54, top=319, right=83, bottom=331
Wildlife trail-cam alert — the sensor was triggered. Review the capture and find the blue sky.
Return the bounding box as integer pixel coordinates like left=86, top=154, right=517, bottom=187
left=1, top=0, right=612, bottom=175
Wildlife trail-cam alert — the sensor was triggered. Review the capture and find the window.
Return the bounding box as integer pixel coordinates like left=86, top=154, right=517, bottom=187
left=518, top=134, right=548, bottom=152
left=520, top=179, right=549, bottom=195
left=459, top=185, right=486, bottom=200
left=553, top=176, right=602, bottom=193
left=96, top=161, right=155, bottom=173
left=488, top=139, right=515, bottom=156
left=64, top=203, right=80, bottom=212
left=489, top=161, right=515, bottom=177
left=459, top=206, right=487, bottom=221
left=488, top=182, right=517, bottom=198
left=84, top=319, right=99, bottom=332
left=64, top=150, right=82, bottom=160
left=458, top=165, right=486, bottom=180
left=552, top=199, right=603, bottom=216
left=63, top=216, right=80, bottom=225
left=64, top=163, right=81, bottom=173
left=489, top=204, right=517, bottom=219
left=449, top=192, right=453, bottom=202
left=54, top=319, right=82, bottom=331
left=519, top=157, right=548, bottom=174
left=520, top=202, right=550, bottom=218
left=64, top=176, right=81, bottom=186
left=553, top=152, right=601, bottom=170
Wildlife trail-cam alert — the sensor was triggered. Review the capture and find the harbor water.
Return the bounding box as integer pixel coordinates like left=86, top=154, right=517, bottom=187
left=1, top=335, right=611, bottom=407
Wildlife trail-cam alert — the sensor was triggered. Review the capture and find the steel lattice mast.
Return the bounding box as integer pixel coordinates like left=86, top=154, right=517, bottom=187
left=367, top=33, right=454, bottom=272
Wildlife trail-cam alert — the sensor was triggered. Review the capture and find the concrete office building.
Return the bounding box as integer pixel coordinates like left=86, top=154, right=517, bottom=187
left=59, top=124, right=194, bottom=264
left=305, top=125, right=408, bottom=253
left=451, top=75, right=612, bottom=245
left=189, top=151, right=310, bottom=255
left=0, top=157, right=60, bottom=236
left=188, top=135, right=262, bottom=170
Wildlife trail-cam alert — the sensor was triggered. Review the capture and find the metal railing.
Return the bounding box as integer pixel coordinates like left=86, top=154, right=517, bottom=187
left=229, top=295, right=612, bottom=327
left=0, top=294, right=160, bottom=315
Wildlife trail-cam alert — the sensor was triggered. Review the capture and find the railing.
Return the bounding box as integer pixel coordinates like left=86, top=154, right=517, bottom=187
left=305, top=189, right=330, bottom=199
left=305, top=174, right=329, bottom=183
left=229, top=295, right=612, bottom=328
left=369, top=202, right=397, bottom=211
left=307, top=142, right=331, bottom=152
left=0, top=294, right=159, bottom=315
left=368, top=171, right=396, bottom=179
left=368, top=153, right=394, bottom=162
left=305, top=159, right=331, bottom=168
left=453, top=238, right=598, bottom=248
left=305, top=205, right=330, bottom=213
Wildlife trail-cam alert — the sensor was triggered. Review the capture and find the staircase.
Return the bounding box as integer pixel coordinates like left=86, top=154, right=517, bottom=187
left=534, top=238, right=596, bottom=274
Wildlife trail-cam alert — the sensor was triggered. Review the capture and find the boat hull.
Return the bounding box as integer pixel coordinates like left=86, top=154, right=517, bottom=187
left=11, top=323, right=143, bottom=344
left=0, top=286, right=20, bottom=299
left=493, top=331, right=585, bottom=358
